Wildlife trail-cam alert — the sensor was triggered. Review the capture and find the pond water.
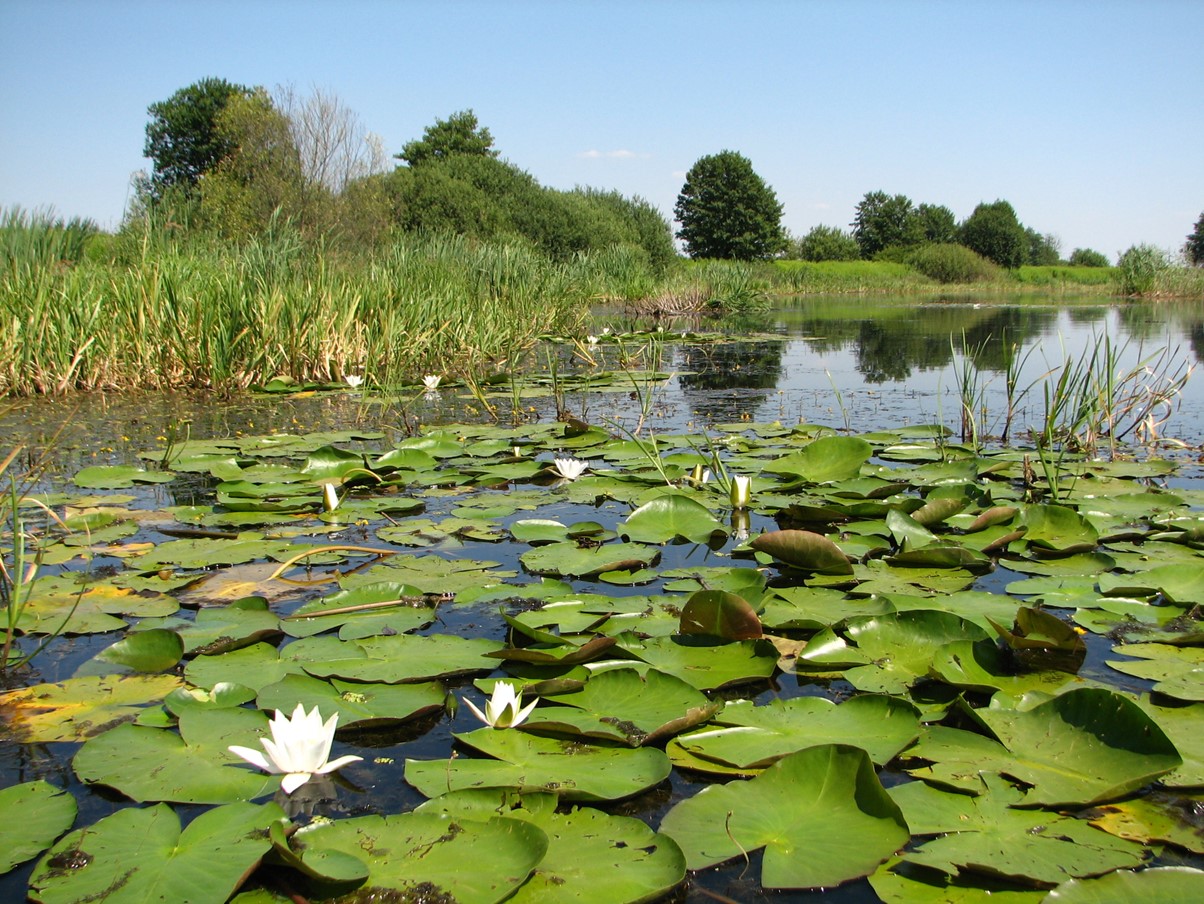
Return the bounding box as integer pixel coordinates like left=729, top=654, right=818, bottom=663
left=2, top=296, right=1203, bottom=903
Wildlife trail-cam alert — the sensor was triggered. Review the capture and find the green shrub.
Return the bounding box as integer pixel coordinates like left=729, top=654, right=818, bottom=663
left=1069, top=247, right=1110, bottom=268
left=795, top=225, right=860, bottom=262
left=907, top=243, right=999, bottom=283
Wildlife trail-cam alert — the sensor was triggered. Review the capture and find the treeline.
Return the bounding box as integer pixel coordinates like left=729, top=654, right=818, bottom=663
left=130, top=80, right=675, bottom=272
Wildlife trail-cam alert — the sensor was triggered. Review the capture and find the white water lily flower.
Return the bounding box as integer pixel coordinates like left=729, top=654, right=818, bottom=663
left=601, top=327, right=611, bottom=336
left=321, top=482, right=341, bottom=512
left=462, top=681, right=538, bottom=729
left=730, top=474, right=752, bottom=509
left=228, top=704, right=362, bottom=794
left=586, top=335, right=600, bottom=347
left=422, top=374, right=441, bottom=391
left=551, top=457, right=589, bottom=480
left=343, top=375, right=363, bottom=389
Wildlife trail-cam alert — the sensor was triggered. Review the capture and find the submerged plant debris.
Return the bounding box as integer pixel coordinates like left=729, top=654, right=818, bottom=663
left=3, top=306, right=1204, bottom=902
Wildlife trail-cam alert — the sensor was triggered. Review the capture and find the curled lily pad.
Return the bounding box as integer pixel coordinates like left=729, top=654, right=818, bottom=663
left=679, top=589, right=762, bottom=640
left=749, top=529, right=853, bottom=575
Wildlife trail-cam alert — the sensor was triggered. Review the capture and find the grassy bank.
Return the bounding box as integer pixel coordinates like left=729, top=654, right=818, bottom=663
left=1, top=218, right=624, bottom=396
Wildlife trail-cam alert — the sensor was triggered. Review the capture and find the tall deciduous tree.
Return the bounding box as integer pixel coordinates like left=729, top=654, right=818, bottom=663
left=674, top=151, right=786, bottom=260
left=958, top=200, right=1027, bottom=269
left=1185, top=211, right=1204, bottom=266
left=396, top=110, right=499, bottom=167
left=275, top=84, right=388, bottom=192
left=144, top=77, right=251, bottom=196
left=199, top=89, right=305, bottom=238
left=851, top=191, right=923, bottom=258
left=916, top=203, right=958, bottom=245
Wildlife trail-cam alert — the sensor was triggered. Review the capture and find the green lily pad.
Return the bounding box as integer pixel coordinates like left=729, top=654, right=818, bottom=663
left=525, top=667, right=720, bottom=745
left=0, top=781, right=77, bottom=873
left=416, top=789, right=687, bottom=904
left=406, top=728, right=672, bottom=802
left=678, top=589, right=762, bottom=640
left=764, top=435, right=872, bottom=483
left=621, top=493, right=726, bottom=544
left=255, top=673, right=446, bottom=728
left=285, top=810, right=545, bottom=904
left=970, top=689, right=1181, bottom=806
left=287, top=633, right=504, bottom=683
left=892, top=774, right=1146, bottom=886
left=659, top=744, right=909, bottom=889
left=73, top=464, right=177, bottom=488
left=619, top=635, right=780, bottom=690
left=73, top=711, right=280, bottom=803
left=520, top=541, right=661, bottom=579
left=1022, top=504, right=1100, bottom=553
left=668, top=694, right=920, bottom=774
left=1087, top=792, right=1204, bottom=853
left=842, top=610, right=990, bottom=694
left=1045, top=867, right=1204, bottom=902
left=29, top=802, right=283, bottom=904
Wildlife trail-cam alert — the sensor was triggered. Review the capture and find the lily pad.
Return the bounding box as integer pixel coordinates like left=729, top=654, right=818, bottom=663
left=406, top=728, right=672, bottom=802
left=0, top=673, right=182, bottom=742
left=29, top=802, right=284, bottom=904
left=659, top=744, right=910, bottom=889
left=0, top=781, right=77, bottom=873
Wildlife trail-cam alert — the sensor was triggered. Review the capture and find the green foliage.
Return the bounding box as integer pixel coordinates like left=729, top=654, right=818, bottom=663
left=144, top=77, right=252, bottom=196
left=199, top=90, right=309, bottom=239
left=1069, top=247, right=1111, bottom=267
left=907, top=243, right=999, bottom=284
left=571, top=187, right=677, bottom=273
left=796, top=225, right=860, bottom=262
left=958, top=200, right=1027, bottom=269
left=1117, top=243, right=1169, bottom=295
left=1185, top=210, right=1204, bottom=266
left=851, top=191, right=923, bottom=258
left=674, top=150, right=786, bottom=260
left=1025, top=227, right=1061, bottom=266
left=916, top=203, right=958, bottom=244
left=396, top=109, right=498, bottom=167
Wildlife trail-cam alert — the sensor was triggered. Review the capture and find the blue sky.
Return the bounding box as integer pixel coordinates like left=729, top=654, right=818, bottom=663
left=2, top=0, right=1201, bottom=260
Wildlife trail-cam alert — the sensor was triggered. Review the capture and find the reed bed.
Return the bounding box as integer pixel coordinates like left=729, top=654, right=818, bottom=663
left=0, top=226, right=599, bottom=396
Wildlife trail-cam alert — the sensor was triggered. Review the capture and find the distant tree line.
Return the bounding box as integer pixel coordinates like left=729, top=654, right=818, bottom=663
left=136, top=78, right=1196, bottom=278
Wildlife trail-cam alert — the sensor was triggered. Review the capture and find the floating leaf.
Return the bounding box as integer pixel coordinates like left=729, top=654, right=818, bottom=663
left=892, top=774, right=1146, bottom=886
left=659, top=744, right=909, bottom=889
left=749, top=529, right=853, bottom=575
left=679, top=589, right=762, bottom=640
left=406, top=728, right=671, bottom=802
left=284, top=810, right=546, bottom=904
left=1045, top=867, right=1204, bottom=902
left=621, top=494, right=726, bottom=544
left=0, top=674, right=182, bottom=742
left=0, top=781, right=77, bottom=873
left=29, top=802, right=282, bottom=904
left=764, top=435, right=872, bottom=483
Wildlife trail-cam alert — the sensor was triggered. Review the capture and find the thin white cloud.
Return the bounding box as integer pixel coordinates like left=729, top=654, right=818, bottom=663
left=578, top=149, right=648, bottom=160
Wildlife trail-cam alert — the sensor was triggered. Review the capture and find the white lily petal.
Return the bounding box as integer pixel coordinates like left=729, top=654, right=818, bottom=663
left=280, top=772, right=313, bottom=794
left=462, top=696, right=491, bottom=726
left=511, top=698, right=539, bottom=727
left=228, top=745, right=273, bottom=773
left=316, top=754, right=364, bottom=774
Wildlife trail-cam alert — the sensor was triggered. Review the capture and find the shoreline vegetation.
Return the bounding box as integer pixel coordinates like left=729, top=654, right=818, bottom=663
left=3, top=207, right=1203, bottom=398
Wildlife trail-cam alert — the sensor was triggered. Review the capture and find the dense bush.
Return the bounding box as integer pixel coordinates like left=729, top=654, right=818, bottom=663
left=907, top=243, right=999, bottom=283
left=795, top=225, right=860, bottom=261
left=1069, top=248, right=1110, bottom=267
left=958, top=201, right=1027, bottom=269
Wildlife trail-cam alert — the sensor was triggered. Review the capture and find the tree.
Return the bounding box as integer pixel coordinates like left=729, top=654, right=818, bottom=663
left=851, top=191, right=923, bottom=258
left=796, top=225, right=860, bottom=261
left=916, top=204, right=958, bottom=244
left=396, top=110, right=499, bottom=167
left=144, top=77, right=252, bottom=196
left=1069, top=247, right=1110, bottom=267
left=1025, top=228, right=1061, bottom=266
left=958, top=200, right=1026, bottom=269
left=674, top=150, right=786, bottom=260
left=1185, top=211, right=1204, bottom=266
left=275, top=84, right=388, bottom=192
left=199, top=89, right=305, bottom=238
